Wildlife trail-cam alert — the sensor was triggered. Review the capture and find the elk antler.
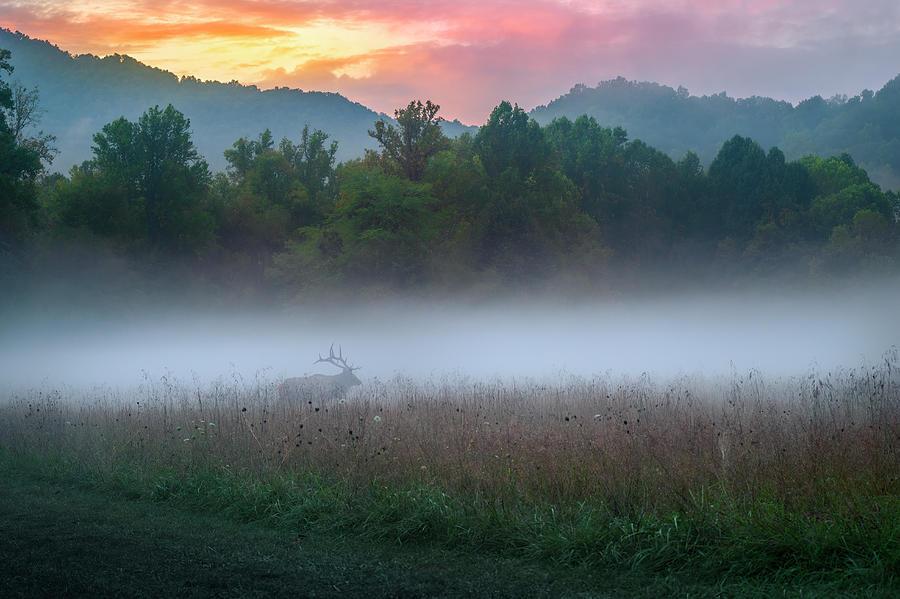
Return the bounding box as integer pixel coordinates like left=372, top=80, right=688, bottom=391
left=314, top=343, right=359, bottom=371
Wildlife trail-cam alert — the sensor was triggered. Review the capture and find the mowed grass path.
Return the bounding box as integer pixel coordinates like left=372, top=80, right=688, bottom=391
left=0, top=455, right=885, bottom=599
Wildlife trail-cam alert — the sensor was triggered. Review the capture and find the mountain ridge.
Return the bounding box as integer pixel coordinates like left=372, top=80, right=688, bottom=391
left=530, top=75, right=900, bottom=190
left=0, top=28, right=474, bottom=174
left=3, top=28, right=898, bottom=190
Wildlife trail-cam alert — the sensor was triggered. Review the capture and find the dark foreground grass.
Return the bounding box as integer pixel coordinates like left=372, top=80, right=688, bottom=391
left=1, top=450, right=895, bottom=598
left=2, top=363, right=898, bottom=596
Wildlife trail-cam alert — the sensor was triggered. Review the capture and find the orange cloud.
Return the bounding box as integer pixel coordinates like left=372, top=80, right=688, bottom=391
left=1, top=0, right=898, bottom=123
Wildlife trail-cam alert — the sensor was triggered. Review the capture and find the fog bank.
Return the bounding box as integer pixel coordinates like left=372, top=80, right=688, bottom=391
left=1, top=283, right=897, bottom=391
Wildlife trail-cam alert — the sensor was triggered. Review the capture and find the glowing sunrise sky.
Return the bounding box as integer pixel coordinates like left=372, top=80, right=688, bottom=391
left=1, top=0, right=898, bottom=123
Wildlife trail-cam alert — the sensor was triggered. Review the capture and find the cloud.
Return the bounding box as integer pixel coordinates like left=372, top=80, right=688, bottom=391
left=2, top=0, right=899, bottom=123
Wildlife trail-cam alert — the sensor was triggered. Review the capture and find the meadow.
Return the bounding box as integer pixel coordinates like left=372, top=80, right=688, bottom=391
left=1, top=353, right=898, bottom=594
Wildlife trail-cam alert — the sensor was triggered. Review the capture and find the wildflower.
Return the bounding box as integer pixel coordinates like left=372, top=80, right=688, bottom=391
left=374, top=415, right=382, bottom=422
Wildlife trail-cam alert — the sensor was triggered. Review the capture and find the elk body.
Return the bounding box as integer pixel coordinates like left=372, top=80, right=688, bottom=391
left=278, top=345, right=362, bottom=402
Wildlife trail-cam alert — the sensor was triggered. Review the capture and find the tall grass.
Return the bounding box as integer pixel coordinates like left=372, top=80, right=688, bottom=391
left=2, top=353, right=898, bottom=580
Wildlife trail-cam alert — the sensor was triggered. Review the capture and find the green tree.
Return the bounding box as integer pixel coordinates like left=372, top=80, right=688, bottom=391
left=224, top=129, right=274, bottom=180
left=474, top=101, right=549, bottom=179
left=279, top=125, right=339, bottom=223
left=708, top=135, right=813, bottom=241
left=800, top=154, right=871, bottom=197
left=50, top=160, right=143, bottom=245
left=808, top=183, right=893, bottom=237
left=0, top=48, right=43, bottom=245
left=213, top=127, right=339, bottom=283
left=543, top=116, right=629, bottom=224
left=269, top=163, right=439, bottom=290
left=6, top=81, right=57, bottom=167
left=52, top=104, right=212, bottom=254
left=819, top=208, right=897, bottom=274
left=454, top=103, right=607, bottom=280
left=368, top=100, right=449, bottom=181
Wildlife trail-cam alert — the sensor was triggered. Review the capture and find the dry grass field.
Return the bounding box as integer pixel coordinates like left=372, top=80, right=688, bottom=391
left=1, top=351, right=898, bottom=592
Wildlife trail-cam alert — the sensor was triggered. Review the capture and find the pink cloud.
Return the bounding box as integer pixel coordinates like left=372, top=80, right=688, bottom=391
left=2, top=0, right=898, bottom=123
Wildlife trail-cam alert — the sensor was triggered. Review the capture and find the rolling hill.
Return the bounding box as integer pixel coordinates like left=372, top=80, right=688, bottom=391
left=0, top=29, right=474, bottom=174
left=3, top=28, right=899, bottom=190
left=530, top=76, right=900, bottom=190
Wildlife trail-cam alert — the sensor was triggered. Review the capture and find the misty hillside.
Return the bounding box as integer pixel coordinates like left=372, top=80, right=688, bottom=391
left=8, top=27, right=899, bottom=192
left=531, top=76, right=900, bottom=191
left=0, top=29, right=474, bottom=173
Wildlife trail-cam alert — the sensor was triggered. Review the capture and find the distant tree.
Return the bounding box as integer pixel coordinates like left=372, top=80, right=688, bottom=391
left=368, top=100, right=449, bottom=181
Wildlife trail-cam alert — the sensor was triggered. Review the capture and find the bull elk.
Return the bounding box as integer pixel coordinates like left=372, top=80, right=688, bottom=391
left=278, top=344, right=362, bottom=402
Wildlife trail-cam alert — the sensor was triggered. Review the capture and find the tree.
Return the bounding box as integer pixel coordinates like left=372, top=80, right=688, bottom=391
left=53, top=104, right=212, bottom=254
left=368, top=100, right=449, bottom=181
left=212, top=127, right=339, bottom=282
left=455, top=103, right=607, bottom=279
left=474, top=101, right=549, bottom=179
left=0, top=49, right=10, bottom=120
left=269, top=162, right=439, bottom=290
left=0, top=48, right=43, bottom=246
left=800, top=154, right=871, bottom=197
left=280, top=125, right=338, bottom=207
left=224, top=129, right=274, bottom=181
left=544, top=115, right=629, bottom=222
left=808, top=182, right=893, bottom=237
left=6, top=81, right=57, bottom=167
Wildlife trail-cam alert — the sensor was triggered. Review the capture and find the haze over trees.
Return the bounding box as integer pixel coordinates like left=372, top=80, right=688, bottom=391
left=0, top=29, right=474, bottom=174
left=6, top=28, right=900, bottom=194
left=531, top=76, right=900, bottom=191
left=0, top=40, right=898, bottom=304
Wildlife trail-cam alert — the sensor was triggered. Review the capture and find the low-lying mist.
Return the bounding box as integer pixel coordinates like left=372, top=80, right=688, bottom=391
left=1, top=281, right=897, bottom=391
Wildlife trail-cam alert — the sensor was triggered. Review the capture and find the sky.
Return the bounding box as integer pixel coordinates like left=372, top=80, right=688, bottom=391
left=1, top=1, right=899, bottom=124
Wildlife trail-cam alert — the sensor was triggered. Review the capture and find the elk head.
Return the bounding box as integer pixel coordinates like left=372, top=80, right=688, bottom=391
left=278, top=344, right=362, bottom=402
left=314, top=344, right=362, bottom=387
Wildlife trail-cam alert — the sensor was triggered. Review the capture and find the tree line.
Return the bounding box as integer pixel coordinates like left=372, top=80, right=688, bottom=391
left=532, top=75, right=900, bottom=191
left=2, top=48, right=898, bottom=300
